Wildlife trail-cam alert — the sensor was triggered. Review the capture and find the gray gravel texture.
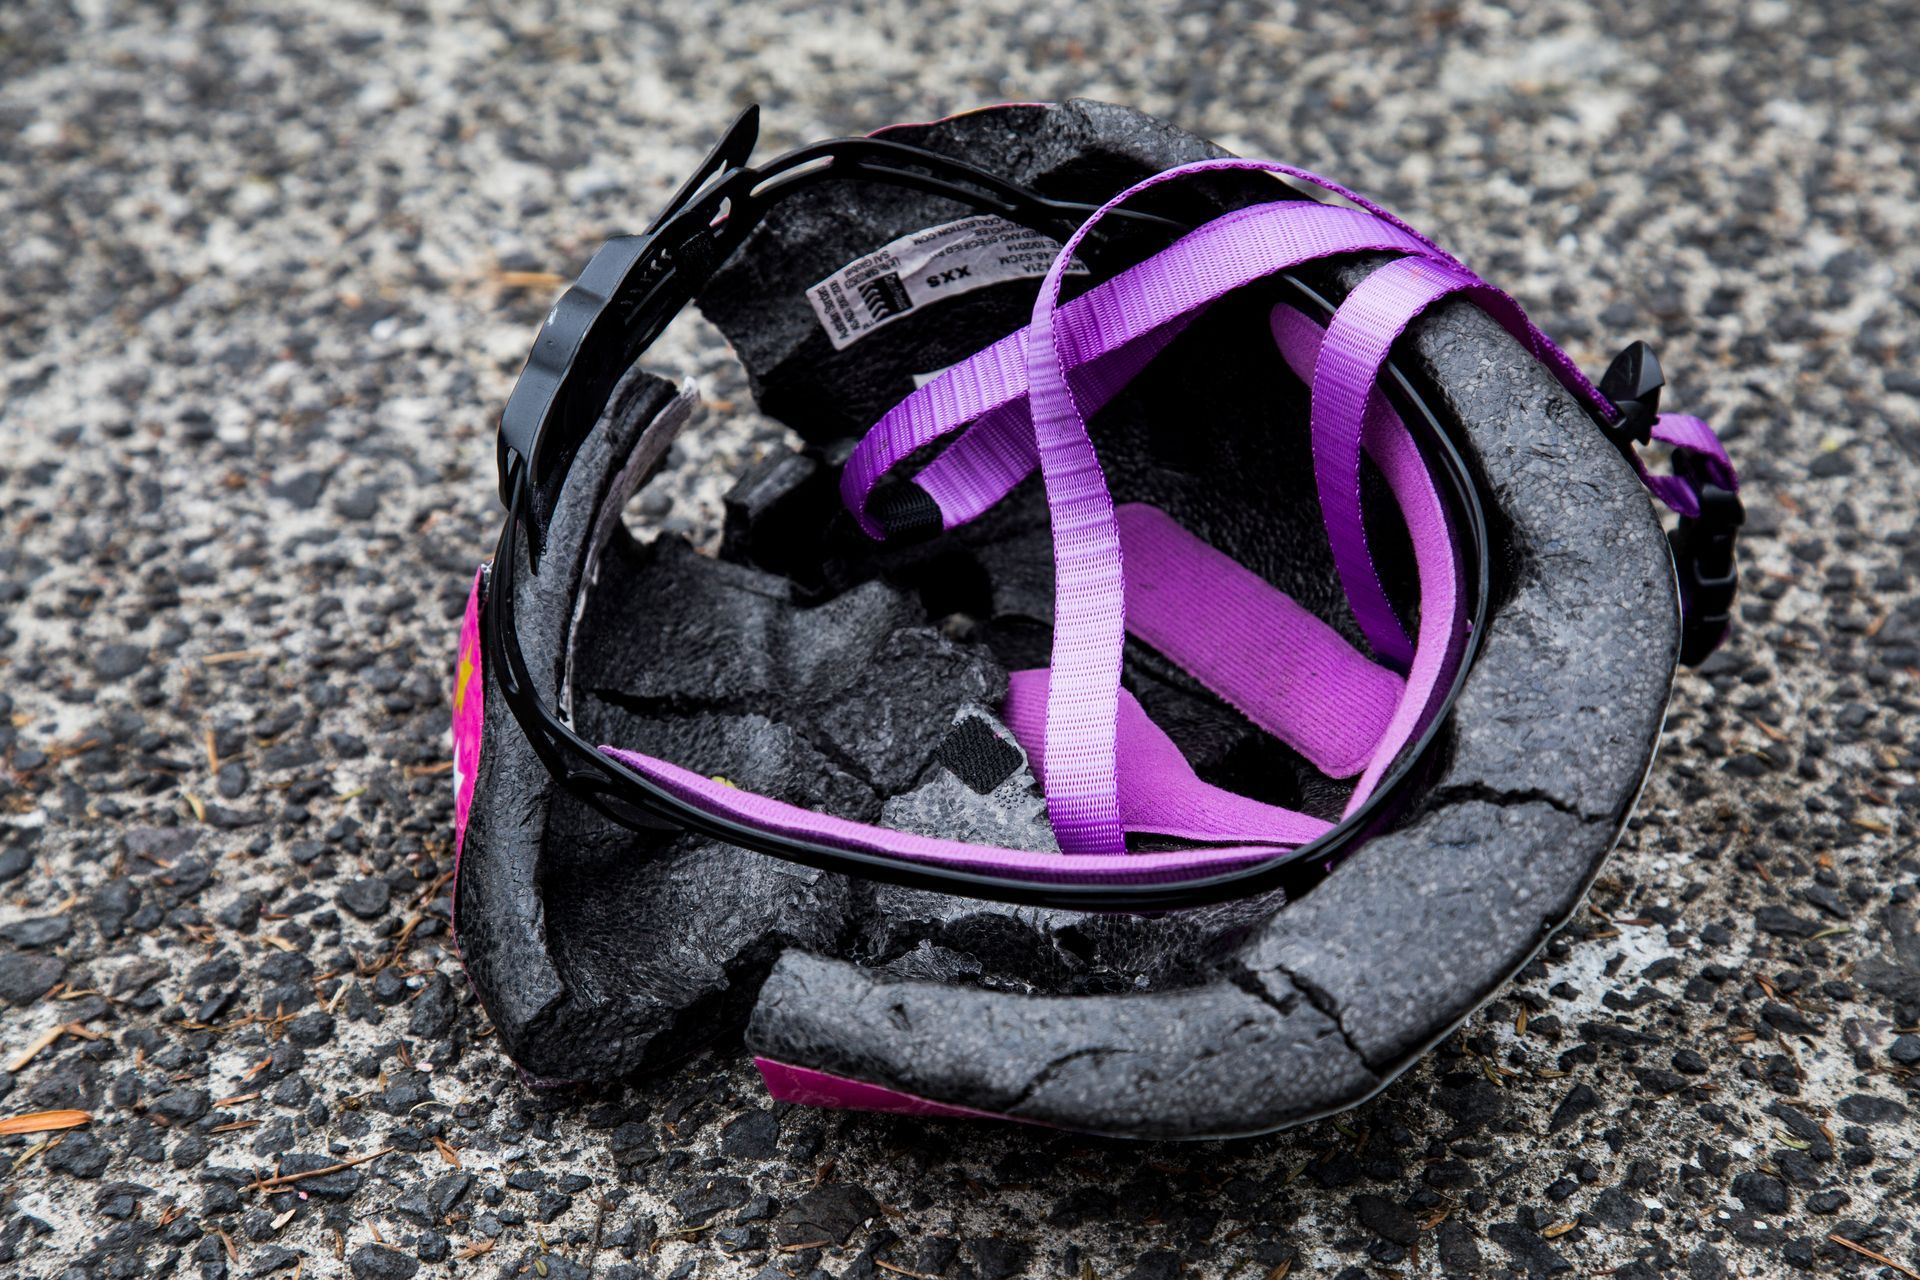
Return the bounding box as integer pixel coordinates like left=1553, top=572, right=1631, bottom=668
left=2, top=2, right=1918, bottom=1278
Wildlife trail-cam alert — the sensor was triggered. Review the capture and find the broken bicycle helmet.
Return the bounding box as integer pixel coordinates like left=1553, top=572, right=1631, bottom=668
left=451, top=101, right=1741, bottom=1138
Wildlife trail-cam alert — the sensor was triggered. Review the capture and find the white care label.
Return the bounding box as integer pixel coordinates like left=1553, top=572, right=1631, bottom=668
left=805, top=215, right=1088, bottom=351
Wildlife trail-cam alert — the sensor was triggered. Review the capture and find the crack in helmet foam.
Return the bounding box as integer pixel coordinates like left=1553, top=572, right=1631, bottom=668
left=453, top=100, right=1681, bottom=1138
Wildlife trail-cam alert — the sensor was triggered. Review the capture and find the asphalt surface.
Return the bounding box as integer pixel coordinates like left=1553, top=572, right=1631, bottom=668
left=3, top=1, right=1919, bottom=1277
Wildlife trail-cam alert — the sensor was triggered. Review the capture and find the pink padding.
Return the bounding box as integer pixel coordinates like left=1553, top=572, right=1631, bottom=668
left=1000, top=669, right=1333, bottom=846
left=451, top=568, right=486, bottom=879
left=1113, top=504, right=1403, bottom=778
left=756, top=1058, right=1027, bottom=1123
left=1269, top=303, right=1461, bottom=817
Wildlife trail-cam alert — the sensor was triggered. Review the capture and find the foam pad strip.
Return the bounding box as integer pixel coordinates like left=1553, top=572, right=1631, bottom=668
left=1114, top=503, right=1402, bottom=777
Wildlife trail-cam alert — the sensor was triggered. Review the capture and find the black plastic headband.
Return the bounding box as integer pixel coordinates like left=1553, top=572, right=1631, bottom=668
left=496, top=107, right=1190, bottom=534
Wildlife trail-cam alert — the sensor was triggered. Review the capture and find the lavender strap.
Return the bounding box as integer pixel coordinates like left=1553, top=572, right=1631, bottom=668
left=914, top=320, right=1188, bottom=529
left=1270, top=303, right=1466, bottom=817
left=1019, top=159, right=1511, bottom=852
left=844, top=173, right=1619, bottom=543
left=1115, top=503, right=1403, bottom=776
left=1310, top=259, right=1739, bottom=653
left=999, top=668, right=1334, bottom=846
left=576, top=297, right=1443, bottom=890
left=1308, top=254, right=1541, bottom=663
left=1644, top=414, right=1740, bottom=514
left=1026, top=228, right=1129, bottom=854
left=841, top=163, right=1743, bottom=858
left=1245, top=163, right=1615, bottom=420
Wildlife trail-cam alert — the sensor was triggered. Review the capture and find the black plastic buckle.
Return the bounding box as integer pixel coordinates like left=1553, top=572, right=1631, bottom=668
left=1598, top=341, right=1742, bottom=663
left=1597, top=340, right=1663, bottom=454
left=1670, top=480, right=1743, bottom=666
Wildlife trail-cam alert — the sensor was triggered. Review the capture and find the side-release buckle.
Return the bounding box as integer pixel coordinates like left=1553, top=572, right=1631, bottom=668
left=1671, top=480, right=1743, bottom=666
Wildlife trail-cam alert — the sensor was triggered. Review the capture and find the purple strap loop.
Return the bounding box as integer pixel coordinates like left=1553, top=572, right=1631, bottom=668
left=586, top=289, right=1462, bottom=883
left=1269, top=302, right=1467, bottom=817
left=1643, top=414, right=1740, bottom=516
left=1307, top=254, right=1541, bottom=665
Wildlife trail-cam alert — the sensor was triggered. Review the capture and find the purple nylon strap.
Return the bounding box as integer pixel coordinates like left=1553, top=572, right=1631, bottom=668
left=844, top=171, right=1737, bottom=596
left=914, top=321, right=1188, bottom=530
left=588, top=298, right=1453, bottom=879
left=1642, top=414, right=1739, bottom=515
left=600, top=745, right=1295, bottom=884
left=843, top=162, right=1740, bottom=856
left=1269, top=302, right=1465, bottom=817
left=1026, top=208, right=1130, bottom=853
left=1307, top=254, right=1539, bottom=664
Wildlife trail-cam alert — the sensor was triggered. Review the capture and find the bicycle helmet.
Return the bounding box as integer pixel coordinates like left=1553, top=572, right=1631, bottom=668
left=450, top=100, right=1739, bottom=1137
